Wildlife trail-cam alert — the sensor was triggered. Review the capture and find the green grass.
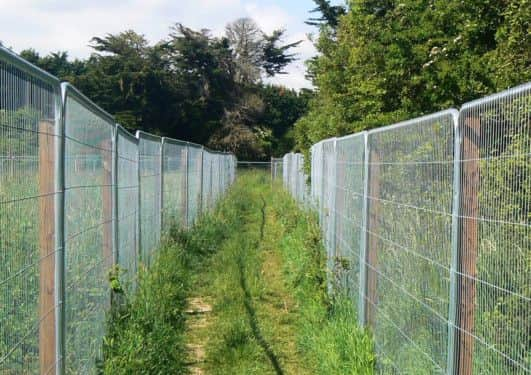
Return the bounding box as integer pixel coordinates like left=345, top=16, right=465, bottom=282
left=102, top=204, right=230, bottom=374
left=188, top=171, right=375, bottom=374
left=102, top=170, right=375, bottom=374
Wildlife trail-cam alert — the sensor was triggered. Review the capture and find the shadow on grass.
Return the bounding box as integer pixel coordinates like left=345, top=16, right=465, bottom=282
left=236, top=254, right=284, bottom=375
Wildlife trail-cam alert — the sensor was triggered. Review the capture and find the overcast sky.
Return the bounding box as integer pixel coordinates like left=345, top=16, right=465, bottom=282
left=0, top=0, right=343, bottom=90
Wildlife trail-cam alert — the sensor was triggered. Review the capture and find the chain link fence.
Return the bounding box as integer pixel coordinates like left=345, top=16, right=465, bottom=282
left=283, top=83, right=530, bottom=374
left=0, top=47, right=236, bottom=374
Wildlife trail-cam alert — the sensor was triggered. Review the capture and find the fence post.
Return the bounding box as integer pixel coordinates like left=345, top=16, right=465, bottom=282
left=334, top=144, right=347, bottom=289
left=330, top=140, right=340, bottom=288
left=39, top=120, right=56, bottom=375
left=112, top=127, right=119, bottom=269
left=101, top=137, right=114, bottom=290
left=270, top=157, right=273, bottom=185
left=199, top=147, right=204, bottom=215
left=160, top=138, right=165, bottom=233
left=365, top=149, right=381, bottom=328
left=180, top=145, right=189, bottom=228
left=320, top=149, right=325, bottom=225
left=209, top=159, right=213, bottom=209
left=136, top=134, right=143, bottom=266
left=56, top=86, right=67, bottom=375
left=359, top=132, right=370, bottom=325
left=455, top=116, right=480, bottom=375
left=447, top=112, right=461, bottom=375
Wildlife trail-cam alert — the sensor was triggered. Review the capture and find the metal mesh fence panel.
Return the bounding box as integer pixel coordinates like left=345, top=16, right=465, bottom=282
left=331, top=133, right=367, bottom=305
left=282, top=153, right=308, bottom=204
left=116, top=126, right=139, bottom=292
left=366, top=110, right=458, bottom=373
left=63, top=84, right=115, bottom=374
left=0, top=47, right=61, bottom=374
left=137, top=132, right=162, bottom=266
left=456, top=83, right=530, bottom=374
left=187, top=145, right=202, bottom=226
left=162, top=139, right=186, bottom=232
left=211, top=154, right=220, bottom=203
left=311, top=142, right=324, bottom=215
left=321, top=140, right=337, bottom=289
left=1, top=48, right=237, bottom=375
left=271, top=157, right=283, bottom=181
left=202, top=151, right=213, bottom=211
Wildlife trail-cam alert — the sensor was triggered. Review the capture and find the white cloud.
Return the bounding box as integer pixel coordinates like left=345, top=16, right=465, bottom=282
left=0, top=0, right=314, bottom=89
left=243, top=3, right=291, bottom=33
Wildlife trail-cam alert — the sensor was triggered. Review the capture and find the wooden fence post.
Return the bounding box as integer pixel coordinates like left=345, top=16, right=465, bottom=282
left=39, top=120, right=56, bottom=375
left=366, top=150, right=381, bottom=328
left=457, top=117, right=480, bottom=374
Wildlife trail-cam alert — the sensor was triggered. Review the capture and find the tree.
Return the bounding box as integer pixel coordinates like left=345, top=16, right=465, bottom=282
left=15, top=21, right=307, bottom=160
left=225, top=18, right=264, bottom=83
left=225, top=18, right=302, bottom=83
left=167, top=24, right=236, bottom=143
left=19, top=49, right=87, bottom=81
left=295, top=0, right=531, bottom=156
left=262, top=30, right=302, bottom=77
left=305, top=0, right=346, bottom=29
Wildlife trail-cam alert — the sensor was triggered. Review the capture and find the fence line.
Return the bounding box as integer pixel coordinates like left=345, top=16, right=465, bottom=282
left=283, top=82, right=530, bottom=374
left=0, top=46, right=236, bottom=374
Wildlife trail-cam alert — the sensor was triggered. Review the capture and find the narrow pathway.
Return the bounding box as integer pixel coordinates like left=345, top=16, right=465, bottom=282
left=185, top=297, right=213, bottom=374
left=183, top=173, right=309, bottom=374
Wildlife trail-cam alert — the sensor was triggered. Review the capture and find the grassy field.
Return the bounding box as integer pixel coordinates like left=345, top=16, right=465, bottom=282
left=102, top=171, right=374, bottom=374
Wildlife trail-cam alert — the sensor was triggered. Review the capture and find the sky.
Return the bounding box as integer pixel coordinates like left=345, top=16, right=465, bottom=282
left=0, top=0, right=343, bottom=90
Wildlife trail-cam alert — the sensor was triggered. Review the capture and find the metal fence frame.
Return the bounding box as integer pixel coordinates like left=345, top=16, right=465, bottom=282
left=283, top=83, right=531, bottom=374
left=0, top=47, right=236, bottom=375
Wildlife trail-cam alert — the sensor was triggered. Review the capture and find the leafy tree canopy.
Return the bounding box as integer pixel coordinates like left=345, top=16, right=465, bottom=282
left=295, top=0, right=531, bottom=155
left=20, top=19, right=307, bottom=160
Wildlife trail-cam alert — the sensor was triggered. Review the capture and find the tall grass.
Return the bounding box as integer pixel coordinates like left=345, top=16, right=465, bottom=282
left=274, top=181, right=375, bottom=374
left=102, top=210, right=229, bottom=374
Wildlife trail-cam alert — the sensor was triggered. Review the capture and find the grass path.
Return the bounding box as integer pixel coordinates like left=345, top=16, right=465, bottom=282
left=185, top=173, right=309, bottom=374
left=103, top=171, right=374, bottom=374
left=184, top=172, right=374, bottom=374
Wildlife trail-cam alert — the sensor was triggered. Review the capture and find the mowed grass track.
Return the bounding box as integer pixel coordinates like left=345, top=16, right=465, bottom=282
left=103, top=171, right=374, bottom=374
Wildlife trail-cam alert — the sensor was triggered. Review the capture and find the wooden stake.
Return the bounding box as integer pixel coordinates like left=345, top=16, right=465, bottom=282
left=39, top=120, right=56, bottom=375
left=458, top=117, right=480, bottom=375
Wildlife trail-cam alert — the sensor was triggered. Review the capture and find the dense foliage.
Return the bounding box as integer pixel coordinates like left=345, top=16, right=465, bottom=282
left=18, top=20, right=309, bottom=160
left=295, top=0, right=530, bottom=154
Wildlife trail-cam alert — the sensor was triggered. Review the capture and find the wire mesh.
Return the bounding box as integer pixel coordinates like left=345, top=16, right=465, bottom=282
left=0, top=47, right=61, bottom=374
left=137, top=132, right=162, bottom=266
left=1, top=47, right=237, bottom=375
left=366, top=110, right=457, bottom=373
left=116, top=126, right=139, bottom=292
left=311, top=142, right=325, bottom=215
left=63, top=83, right=115, bottom=374
left=284, top=84, right=530, bottom=373
left=456, top=83, right=530, bottom=374
left=162, top=139, right=187, bottom=232
left=187, top=145, right=203, bottom=226
left=202, top=151, right=213, bottom=211
left=332, top=133, right=366, bottom=304
left=271, top=158, right=283, bottom=181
